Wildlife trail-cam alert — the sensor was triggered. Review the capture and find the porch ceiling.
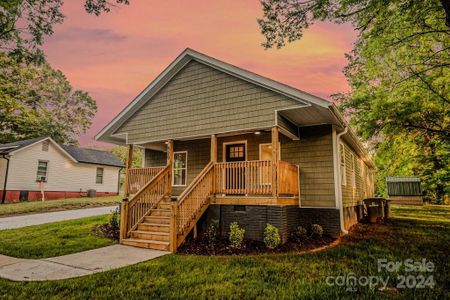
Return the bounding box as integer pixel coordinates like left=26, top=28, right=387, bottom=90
left=278, top=105, right=342, bottom=128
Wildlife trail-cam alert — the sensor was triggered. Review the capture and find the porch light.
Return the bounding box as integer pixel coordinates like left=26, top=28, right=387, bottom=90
left=254, top=131, right=261, bottom=135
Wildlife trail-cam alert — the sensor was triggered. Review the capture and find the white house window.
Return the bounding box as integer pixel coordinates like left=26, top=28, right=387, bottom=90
left=96, top=167, right=104, bottom=184
left=340, top=143, right=346, bottom=186
left=350, top=152, right=356, bottom=188
left=36, top=161, right=48, bottom=181
left=173, top=151, right=187, bottom=186
left=42, top=140, right=49, bottom=151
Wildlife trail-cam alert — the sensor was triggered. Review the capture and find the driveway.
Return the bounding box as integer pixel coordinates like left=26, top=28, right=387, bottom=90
left=0, top=206, right=118, bottom=230
left=0, top=245, right=168, bottom=281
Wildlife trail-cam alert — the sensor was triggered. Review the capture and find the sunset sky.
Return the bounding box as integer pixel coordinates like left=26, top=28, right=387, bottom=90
left=42, top=1, right=358, bottom=146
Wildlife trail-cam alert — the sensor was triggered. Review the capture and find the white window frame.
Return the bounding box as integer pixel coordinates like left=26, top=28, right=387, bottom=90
left=339, top=143, right=346, bottom=186
left=172, top=151, right=188, bottom=187
left=41, top=140, right=49, bottom=152
left=96, top=167, right=104, bottom=184
left=350, top=152, right=356, bottom=188
left=36, top=160, right=49, bottom=182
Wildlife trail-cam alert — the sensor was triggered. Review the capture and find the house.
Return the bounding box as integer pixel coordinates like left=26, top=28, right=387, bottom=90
left=0, top=137, right=124, bottom=203
left=96, top=48, right=376, bottom=252
left=386, top=177, right=423, bottom=205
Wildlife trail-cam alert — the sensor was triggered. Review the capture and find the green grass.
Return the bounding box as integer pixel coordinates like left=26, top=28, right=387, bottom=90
left=0, top=195, right=121, bottom=217
left=0, top=205, right=448, bottom=299
left=0, top=215, right=116, bottom=259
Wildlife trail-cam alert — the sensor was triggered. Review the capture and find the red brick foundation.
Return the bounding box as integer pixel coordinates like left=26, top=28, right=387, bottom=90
left=0, top=190, right=118, bottom=203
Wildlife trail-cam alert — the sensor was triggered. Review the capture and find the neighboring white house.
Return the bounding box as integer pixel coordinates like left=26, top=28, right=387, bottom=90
left=0, top=137, right=124, bottom=203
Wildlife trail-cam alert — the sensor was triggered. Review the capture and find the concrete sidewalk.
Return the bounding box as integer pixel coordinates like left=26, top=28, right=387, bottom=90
left=0, top=245, right=168, bottom=281
left=0, top=206, right=118, bottom=230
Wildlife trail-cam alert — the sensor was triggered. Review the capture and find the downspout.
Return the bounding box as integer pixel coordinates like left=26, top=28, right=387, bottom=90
left=1, top=155, right=10, bottom=204
left=336, top=127, right=348, bottom=234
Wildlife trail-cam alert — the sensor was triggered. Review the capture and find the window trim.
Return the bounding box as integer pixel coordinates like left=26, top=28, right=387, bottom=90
left=96, top=167, right=104, bottom=184
left=222, top=140, right=247, bottom=162
left=36, top=160, right=49, bottom=182
left=339, top=143, right=346, bottom=186
left=41, top=140, right=49, bottom=152
left=350, top=152, right=356, bottom=188
left=172, top=151, right=188, bottom=187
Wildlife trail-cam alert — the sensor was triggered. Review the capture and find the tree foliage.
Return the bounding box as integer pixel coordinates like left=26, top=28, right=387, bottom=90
left=258, top=0, right=450, bottom=202
left=0, top=0, right=129, bottom=62
left=0, top=52, right=97, bottom=144
left=111, top=145, right=142, bottom=172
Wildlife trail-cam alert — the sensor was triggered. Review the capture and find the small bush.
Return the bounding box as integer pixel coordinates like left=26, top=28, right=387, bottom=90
left=291, top=226, right=308, bottom=242
left=206, top=219, right=219, bottom=243
left=263, top=224, right=281, bottom=249
left=310, top=224, right=323, bottom=238
left=109, top=209, right=120, bottom=231
left=229, top=222, right=245, bottom=248
left=93, top=209, right=120, bottom=241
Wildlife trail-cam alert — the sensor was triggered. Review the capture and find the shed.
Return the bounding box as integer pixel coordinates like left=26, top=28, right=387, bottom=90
left=386, top=177, right=423, bottom=205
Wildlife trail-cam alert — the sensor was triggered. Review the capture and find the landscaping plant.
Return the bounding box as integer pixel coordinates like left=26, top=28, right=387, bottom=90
left=310, top=224, right=323, bottom=238
left=206, top=219, right=219, bottom=243
left=263, top=224, right=281, bottom=249
left=228, top=222, right=245, bottom=248
left=290, top=226, right=308, bottom=243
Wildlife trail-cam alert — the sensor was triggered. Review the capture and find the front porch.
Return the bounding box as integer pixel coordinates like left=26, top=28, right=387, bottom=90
left=120, top=127, right=300, bottom=252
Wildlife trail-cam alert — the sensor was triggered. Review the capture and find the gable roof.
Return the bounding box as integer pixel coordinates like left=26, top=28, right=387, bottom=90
left=95, top=48, right=334, bottom=145
left=0, top=137, right=124, bottom=168
left=60, top=145, right=124, bottom=167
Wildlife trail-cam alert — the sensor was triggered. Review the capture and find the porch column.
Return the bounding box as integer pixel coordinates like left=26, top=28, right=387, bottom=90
left=166, top=140, right=174, bottom=197
left=123, top=144, right=134, bottom=198
left=271, top=127, right=279, bottom=197
left=211, top=134, right=217, bottom=162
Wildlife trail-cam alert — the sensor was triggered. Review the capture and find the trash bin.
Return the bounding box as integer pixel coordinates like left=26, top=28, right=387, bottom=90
left=384, top=199, right=391, bottom=219
left=87, top=189, right=96, bottom=197
left=363, top=198, right=386, bottom=223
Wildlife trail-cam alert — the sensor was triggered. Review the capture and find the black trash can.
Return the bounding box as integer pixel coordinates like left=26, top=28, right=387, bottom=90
left=363, top=198, right=386, bottom=223
left=87, top=189, right=96, bottom=198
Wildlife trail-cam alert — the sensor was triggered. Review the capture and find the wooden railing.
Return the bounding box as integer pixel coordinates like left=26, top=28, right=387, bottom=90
left=122, top=165, right=171, bottom=238
left=174, top=162, right=215, bottom=244
left=277, top=160, right=299, bottom=196
left=127, top=166, right=165, bottom=194
left=214, top=160, right=274, bottom=195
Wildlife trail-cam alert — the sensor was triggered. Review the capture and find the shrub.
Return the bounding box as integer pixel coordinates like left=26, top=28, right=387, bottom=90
left=310, top=224, right=323, bottom=238
left=229, top=222, right=245, bottom=248
left=206, top=219, right=219, bottom=243
left=264, top=224, right=281, bottom=249
left=109, top=209, right=120, bottom=231
left=290, top=226, right=308, bottom=242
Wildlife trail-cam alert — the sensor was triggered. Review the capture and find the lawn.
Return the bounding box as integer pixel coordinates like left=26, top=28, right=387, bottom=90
left=0, top=215, right=116, bottom=259
left=0, top=195, right=121, bottom=217
left=0, top=205, right=448, bottom=299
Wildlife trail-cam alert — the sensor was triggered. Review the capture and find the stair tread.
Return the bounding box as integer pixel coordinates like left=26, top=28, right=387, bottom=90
left=132, top=230, right=169, bottom=236
left=145, top=216, right=170, bottom=219
left=150, top=208, right=171, bottom=211
left=140, top=222, right=170, bottom=227
left=124, top=238, right=169, bottom=245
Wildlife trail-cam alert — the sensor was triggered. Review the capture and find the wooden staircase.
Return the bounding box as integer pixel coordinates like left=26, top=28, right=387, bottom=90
left=122, top=199, right=172, bottom=251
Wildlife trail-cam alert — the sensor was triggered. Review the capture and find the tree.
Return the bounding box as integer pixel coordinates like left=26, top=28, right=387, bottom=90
left=0, top=0, right=129, bottom=62
left=111, top=145, right=142, bottom=172
left=258, top=0, right=450, bottom=202
left=0, top=52, right=97, bottom=144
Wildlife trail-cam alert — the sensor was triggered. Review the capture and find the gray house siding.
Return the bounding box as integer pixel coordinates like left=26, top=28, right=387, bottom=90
left=115, top=60, right=303, bottom=143
left=217, top=132, right=272, bottom=162
left=144, top=149, right=166, bottom=167
left=281, top=125, right=336, bottom=208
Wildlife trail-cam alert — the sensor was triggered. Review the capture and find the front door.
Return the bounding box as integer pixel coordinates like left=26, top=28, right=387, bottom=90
left=224, top=143, right=246, bottom=193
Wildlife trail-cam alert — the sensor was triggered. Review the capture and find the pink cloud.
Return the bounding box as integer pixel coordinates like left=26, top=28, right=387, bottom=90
left=42, top=1, right=357, bottom=146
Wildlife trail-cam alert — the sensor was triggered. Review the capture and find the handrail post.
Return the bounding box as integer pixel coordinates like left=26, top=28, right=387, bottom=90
left=271, top=127, right=279, bottom=197
left=124, top=144, right=134, bottom=197
left=166, top=140, right=174, bottom=197
left=170, top=201, right=178, bottom=252
left=120, top=198, right=129, bottom=242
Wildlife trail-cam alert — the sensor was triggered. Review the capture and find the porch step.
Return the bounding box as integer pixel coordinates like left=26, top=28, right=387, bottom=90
left=149, top=208, right=171, bottom=217
left=122, top=238, right=169, bottom=251
left=144, top=216, right=170, bottom=224
left=130, top=230, right=169, bottom=241
left=137, top=223, right=170, bottom=232
left=157, top=202, right=173, bottom=209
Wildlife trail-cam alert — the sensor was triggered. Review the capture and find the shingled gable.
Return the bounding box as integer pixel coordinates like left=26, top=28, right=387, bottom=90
left=95, top=48, right=335, bottom=145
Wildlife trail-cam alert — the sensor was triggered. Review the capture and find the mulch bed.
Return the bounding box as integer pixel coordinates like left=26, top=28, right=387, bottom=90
left=177, top=234, right=336, bottom=255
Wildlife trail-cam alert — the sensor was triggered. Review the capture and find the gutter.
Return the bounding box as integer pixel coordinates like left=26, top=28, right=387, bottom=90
left=336, top=127, right=348, bottom=234
left=1, top=155, right=10, bottom=204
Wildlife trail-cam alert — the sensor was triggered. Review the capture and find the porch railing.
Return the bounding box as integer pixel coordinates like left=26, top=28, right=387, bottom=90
left=214, top=160, right=298, bottom=196
left=127, top=166, right=165, bottom=194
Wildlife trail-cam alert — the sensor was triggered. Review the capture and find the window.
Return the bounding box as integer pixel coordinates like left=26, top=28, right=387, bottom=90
left=36, top=161, right=48, bottom=181
left=350, top=152, right=356, bottom=188
left=228, top=145, right=245, bottom=159
left=339, top=143, right=346, bottom=186
left=173, top=151, right=187, bottom=186
left=96, top=167, right=104, bottom=184
left=42, top=140, right=49, bottom=152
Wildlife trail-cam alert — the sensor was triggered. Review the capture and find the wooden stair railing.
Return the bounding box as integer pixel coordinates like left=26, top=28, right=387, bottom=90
left=173, top=161, right=215, bottom=248
left=127, top=166, right=166, bottom=194
left=121, top=165, right=171, bottom=240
